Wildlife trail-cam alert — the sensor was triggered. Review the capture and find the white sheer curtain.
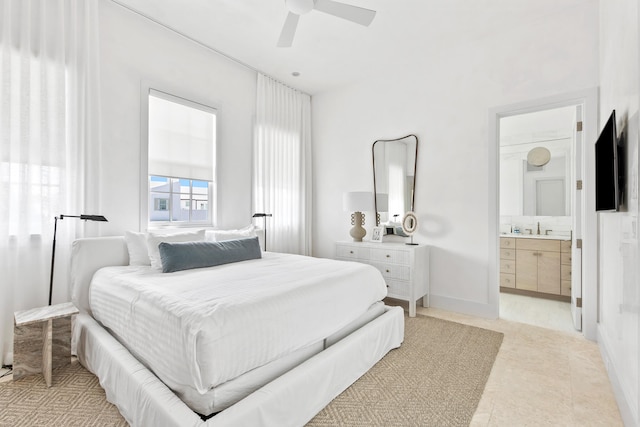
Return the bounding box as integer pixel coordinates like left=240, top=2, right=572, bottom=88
left=0, top=0, right=101, bottom=365
left=253, top=74, right=312, bottom=255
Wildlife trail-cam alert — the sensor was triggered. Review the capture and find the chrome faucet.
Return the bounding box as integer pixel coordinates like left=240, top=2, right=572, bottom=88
left=524, top=228, right=533, bottom=235
left=537, top=222, right=541, bottom=235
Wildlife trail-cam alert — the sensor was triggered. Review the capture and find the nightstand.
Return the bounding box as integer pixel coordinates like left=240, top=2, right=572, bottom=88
left=13, top=302, right=79, bottom=386
left=335, top=241, right=430, bottom=317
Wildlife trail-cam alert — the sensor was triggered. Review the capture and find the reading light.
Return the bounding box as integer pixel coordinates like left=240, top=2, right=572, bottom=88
left=49, top=214, right=108, bottom=305
left=252, top=213, right=272, bottom=251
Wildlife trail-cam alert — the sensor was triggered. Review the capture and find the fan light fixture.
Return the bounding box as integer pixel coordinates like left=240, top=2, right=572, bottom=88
left=278, top=0, right=377, bottom=47
left=287, top=0, right=314, bottom=15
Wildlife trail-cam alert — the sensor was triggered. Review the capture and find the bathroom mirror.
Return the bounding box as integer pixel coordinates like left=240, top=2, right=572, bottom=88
left=372, top=134, right=418, bottom=226
left=499, top=107, right=574, bottom=217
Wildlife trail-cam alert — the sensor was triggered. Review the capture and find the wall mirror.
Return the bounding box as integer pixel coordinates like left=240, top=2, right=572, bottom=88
left=499, top=107, right=574, bottom=217
left=372, top=134, right=418, bottom=226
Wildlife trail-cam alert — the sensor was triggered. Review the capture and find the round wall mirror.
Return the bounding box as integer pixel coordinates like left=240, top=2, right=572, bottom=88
left=401, top=211, right=418, bottom=234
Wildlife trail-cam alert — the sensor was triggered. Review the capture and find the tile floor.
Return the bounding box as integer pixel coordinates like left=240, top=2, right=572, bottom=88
left=411, top=295, right=624, bottom=426
left=499, top=292, right=580, bottom=335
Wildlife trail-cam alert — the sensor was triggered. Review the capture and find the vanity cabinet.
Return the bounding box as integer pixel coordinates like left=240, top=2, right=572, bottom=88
left=560, top=240, right=572, bottom=296
left=500, top=237, right=570, bottom=299
left=335, top=241, right=429, bottom=317
left=499, top=238, right=516, bottom=288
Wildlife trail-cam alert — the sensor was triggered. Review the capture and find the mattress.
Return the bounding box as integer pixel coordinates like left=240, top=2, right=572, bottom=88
left=180, top=301, right=386, bottom=414
left=89, top=252, right=387, bottom=413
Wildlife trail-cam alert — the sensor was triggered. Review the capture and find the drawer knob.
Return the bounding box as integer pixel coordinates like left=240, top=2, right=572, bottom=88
left=386, top=269, right=390, bottom=273
left=386, top=254, right=390, bottom=258
left=349, top=250, right=354, bottom=254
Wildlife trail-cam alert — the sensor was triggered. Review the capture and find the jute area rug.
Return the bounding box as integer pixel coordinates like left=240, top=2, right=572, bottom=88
left=308, top=315, right=503, bottom=426
left=0, top=315, right=502, bottom=427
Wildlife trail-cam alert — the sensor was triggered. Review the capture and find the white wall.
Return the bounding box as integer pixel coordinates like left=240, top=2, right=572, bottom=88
left=98, top=0, right=257, bottom=236
left=312, top=2, right=599, bottom=318
left=598, top=0, right=640, bottom=425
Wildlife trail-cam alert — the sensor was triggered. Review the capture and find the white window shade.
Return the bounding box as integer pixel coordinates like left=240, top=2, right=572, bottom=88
left=148, top=91, right=216, bottom=181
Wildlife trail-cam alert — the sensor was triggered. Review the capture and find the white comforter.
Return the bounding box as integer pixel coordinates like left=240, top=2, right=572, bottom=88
left=89, top=252, right=387, bottom=396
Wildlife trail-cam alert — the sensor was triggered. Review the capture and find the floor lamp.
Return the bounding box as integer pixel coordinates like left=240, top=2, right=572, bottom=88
left=49, top=214, right=108, bottom=305
left=252, top=213, right=272, bottom=251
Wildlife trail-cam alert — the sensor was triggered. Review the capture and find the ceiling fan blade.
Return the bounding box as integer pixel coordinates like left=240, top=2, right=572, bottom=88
left=277, top=12, right=300, bottom=47
left=314, top=0, right=376, bottom=26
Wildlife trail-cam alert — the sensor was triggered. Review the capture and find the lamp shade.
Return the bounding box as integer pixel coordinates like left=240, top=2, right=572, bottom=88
left=343, top=192, right=374, bottom=212
left=375, top=193, right=389, bottom=212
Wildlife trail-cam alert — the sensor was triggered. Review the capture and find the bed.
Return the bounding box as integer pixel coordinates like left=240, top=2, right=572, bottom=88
left=70, top=235, right=405, bottom=427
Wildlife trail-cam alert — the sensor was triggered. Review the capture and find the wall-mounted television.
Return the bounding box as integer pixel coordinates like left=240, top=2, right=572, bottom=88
left=595, top=110, right=620, bottom=211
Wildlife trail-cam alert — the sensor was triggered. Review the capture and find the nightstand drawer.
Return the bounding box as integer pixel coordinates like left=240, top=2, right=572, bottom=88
left=336, top=244, right=370, bottom=260
left=386, top=279, right=410, bottom=298
left=369, top=248, right=410, bottom=265
left=372, top=263, right=411, bottom=281
left=334, top=241, right=429, bottom=317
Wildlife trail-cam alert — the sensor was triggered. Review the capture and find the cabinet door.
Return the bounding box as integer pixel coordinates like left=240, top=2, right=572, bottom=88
left=515, top=250, right=538, bottom=291
left=537, top=251, right=561, bottom=294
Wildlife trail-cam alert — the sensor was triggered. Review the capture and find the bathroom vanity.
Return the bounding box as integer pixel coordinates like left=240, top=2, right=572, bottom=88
left=500, top=235, right=571, bottom=301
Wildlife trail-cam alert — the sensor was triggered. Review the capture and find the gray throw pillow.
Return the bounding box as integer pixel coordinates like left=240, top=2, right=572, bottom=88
left=158, top=237, right=262, bottom=273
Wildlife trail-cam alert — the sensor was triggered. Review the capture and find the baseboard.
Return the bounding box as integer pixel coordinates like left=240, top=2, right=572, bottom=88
left=429, top=294, right=498, bottom=319
left=2, top=351, right=12, bottom=367
left=597, top=324, right=638, bottom=427
left=500, top=286, right=571, bottom=303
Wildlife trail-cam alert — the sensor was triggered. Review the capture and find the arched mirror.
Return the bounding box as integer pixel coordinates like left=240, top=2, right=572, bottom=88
left=372, top=134, right=418, bottom=226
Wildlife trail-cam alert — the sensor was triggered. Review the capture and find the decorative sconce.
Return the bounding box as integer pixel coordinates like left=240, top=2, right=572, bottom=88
left=526, top=147, right=551, bottom=167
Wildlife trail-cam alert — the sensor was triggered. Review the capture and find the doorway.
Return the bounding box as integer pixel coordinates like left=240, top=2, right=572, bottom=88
left=488, top=89, right=599, bottom=339
left=499, top=105, right=578, bottom=332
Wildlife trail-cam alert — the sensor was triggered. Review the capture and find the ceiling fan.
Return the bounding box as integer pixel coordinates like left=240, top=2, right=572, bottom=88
left=277, top=0, right=376, bottom=47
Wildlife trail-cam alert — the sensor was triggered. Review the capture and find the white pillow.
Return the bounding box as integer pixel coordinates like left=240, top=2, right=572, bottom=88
left=205, top=225, right=256, bottom=242
left=124, top=231, right=150, bottom=266
left=146, top=229, right=206, bottom=270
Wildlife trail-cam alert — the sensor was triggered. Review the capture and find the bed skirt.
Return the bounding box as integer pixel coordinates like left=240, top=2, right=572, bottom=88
left=73, top=305, right=405, bottom=427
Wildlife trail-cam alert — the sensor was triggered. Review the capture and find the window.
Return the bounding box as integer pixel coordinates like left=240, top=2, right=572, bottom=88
left=147, top=90, right=217, bottom=225
left=149, top=176, right=211, bottom=222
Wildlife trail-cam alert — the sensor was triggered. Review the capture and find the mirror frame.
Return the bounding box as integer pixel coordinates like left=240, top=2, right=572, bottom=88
left=401, top=211, right=418, bottom=235
left=372, top=134, right=419, bottom=226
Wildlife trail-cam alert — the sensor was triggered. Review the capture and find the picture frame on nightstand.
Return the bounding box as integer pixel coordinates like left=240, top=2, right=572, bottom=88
left=371, top=227, right=383, bottom=243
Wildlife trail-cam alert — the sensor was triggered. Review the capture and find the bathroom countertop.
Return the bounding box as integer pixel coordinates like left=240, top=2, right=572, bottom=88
left=500, top=233, right=571, bottom=241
